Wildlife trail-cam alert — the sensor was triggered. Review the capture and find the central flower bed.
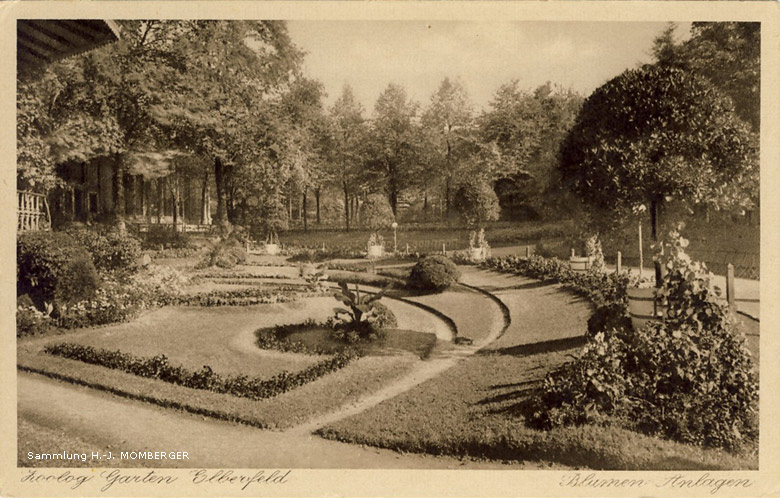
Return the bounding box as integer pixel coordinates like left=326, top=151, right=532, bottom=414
left=256, top=321, right=438, bottom=360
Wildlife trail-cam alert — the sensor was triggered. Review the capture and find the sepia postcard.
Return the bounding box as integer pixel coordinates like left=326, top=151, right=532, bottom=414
left=1, top=1, right=779, bottom=497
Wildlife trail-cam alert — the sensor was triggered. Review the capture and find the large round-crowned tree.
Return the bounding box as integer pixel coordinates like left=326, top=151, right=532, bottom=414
left=559, top=65, right=756, bottom=284
left=453, top=177, right=500, bottom=229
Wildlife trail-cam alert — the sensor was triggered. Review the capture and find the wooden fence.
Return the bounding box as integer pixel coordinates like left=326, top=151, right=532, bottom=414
left=17, top=191, right=50, bottom=232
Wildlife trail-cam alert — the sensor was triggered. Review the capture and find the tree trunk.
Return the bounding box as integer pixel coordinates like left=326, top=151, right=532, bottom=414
left=214, top=157, right=229, bottom=232
left=156, top=178, right=163, bottom=224
left=302, top=188, right=308, bottom=233
left=201, top=169, right=211, bottom=225
left=113, top=156, right=126, bottom=234
left=651, top=198, right=662, bottom=287
left=127, top=174, right=136, bottom=219
left=343, top=185, right=350, bottom=232
left=141, top=179, right=148, bottom=220
left=444, top=176, right=452, bottom=221
left=172, top=171, right=180, bottom=229
left=389, top=188, right=398, bottom=218
left=315, top=187, right=321, bottom=225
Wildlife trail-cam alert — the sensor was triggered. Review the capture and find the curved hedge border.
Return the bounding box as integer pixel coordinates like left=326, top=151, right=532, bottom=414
left=44, top=343, right=358, bottom=401
left=482, top=255, right=639, bottom=309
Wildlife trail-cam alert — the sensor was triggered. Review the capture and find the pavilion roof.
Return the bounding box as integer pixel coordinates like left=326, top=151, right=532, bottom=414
left=17, top=19, right=121, bottom=75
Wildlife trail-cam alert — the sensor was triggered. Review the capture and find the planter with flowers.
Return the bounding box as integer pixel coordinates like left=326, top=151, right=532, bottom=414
left=360, top=194, right=394, bottom=260
left=453, top=177, right=500, bottom=263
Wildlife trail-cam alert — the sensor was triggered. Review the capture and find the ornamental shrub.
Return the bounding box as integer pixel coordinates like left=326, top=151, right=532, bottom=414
left=142, top=225, right=193, bottom=250
left=407, top=255, right=461, bottom=292
left=66, top=226, right=141, bottom=273
left=530, top=321, right=757, bottom=451
left=453, top=178, right=500, bottom=228
left=17, top=231, right=100, bottom=311
left=198, top=232, right=247, bottom=269
left=16, top=302, right=54, bottom=337
left=527, top=228, right=758, bottom=451
left=370, top=302, right=398, bottom=329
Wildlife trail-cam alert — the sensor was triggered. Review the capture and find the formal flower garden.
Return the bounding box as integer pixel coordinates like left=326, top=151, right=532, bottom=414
left=16, top=20, right=761, bottom=471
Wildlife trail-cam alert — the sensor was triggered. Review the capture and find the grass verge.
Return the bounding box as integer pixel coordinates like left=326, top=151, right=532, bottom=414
left=318, top=351, right=756, bottom=470
left=18, top=349, right=418, bottom=430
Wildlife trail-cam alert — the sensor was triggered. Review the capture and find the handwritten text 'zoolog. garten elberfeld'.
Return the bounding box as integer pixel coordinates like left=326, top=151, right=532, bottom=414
left=20, top=468, right=291, bottom=492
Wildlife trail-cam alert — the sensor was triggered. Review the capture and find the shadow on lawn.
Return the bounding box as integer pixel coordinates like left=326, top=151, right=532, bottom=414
left=475, top=336, right=587, bottom=419
left=480, top=335, right=586, bottom=357
left=473, top=280, right=555, bottom=293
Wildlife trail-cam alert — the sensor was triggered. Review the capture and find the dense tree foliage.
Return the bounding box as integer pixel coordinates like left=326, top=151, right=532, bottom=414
left=368, top=84, right=421, bottom=217
left=653, top=22, right=759, bottom=132
left=480, top=81, right=582, bottom=219
left=559, top=65, right=757, bottom=283
left=453, top=177, right=501, bottom=229
left=420, top=78, right=475, bottom=218
left=326, top=85, right=371, bottom=232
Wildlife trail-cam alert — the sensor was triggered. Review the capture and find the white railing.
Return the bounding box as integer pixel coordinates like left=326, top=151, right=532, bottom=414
left=17, top=190, right=50, bottom=232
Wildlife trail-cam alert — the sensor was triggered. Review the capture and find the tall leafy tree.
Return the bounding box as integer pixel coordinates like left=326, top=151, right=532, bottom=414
left=559, top=65, right=757, bottom=285
left=420, top=78, right=474, bottom=218
left=479, top=81, right=582, bottom=218
left=149, top=21, right=303, bottom=231
left=277, top=77, right=329, bottom=232
left=652, top=22, right=760, bottom=222
left=369, top=83, right=420, bottom=216
left=653, top=22, right=760, bottom=131
left=327, top=85, right=369, bottom=231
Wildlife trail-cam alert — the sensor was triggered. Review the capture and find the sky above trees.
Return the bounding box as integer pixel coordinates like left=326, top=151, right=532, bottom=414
left=287, top=21, right=692, bottom=111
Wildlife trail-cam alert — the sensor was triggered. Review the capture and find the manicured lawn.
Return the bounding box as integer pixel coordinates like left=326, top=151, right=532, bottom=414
left=19, top=302, right=342, bottom=379
left=318, top=347, right=756, bottom=470
left=318, top=268, right=757, bottom=470
left=399, top=285, right=503, bottom=344
left=17, top=290, right=434, bottom=430
left=17, top=417, right=171, bottom=468
left=18, top=349, right=418, bottom=430
left=282, top=221, right=573, bottom=251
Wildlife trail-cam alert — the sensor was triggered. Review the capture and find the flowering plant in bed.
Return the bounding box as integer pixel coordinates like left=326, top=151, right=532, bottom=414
left=331, top=282, right=395, bottom=343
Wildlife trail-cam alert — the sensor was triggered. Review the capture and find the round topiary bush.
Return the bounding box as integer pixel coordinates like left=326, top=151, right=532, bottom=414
left=407, top=255, right=461, bottom=292
left=17, top=231, right=100, bottom=311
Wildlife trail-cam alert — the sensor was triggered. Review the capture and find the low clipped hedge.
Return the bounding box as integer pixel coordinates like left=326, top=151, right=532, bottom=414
left=171, top=287, right=303, bottom=307
left=407, top=255, right=461, bottom=292
left=483, top=254, right=636, bottom=309
left=44, top=342, right=358, bottom=400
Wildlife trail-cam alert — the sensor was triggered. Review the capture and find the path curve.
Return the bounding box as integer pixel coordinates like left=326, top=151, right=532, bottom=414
left=17, top=266, right=519, bottom=468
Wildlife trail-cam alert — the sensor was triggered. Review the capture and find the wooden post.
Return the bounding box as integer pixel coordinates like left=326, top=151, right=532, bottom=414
left=526, top=246, right=531, bottom=258
left=638, top=222, right=643, bottom=277
left=617, top=251, right=622, bottom=274
left=406, top=243, right=409, bottom=255
left=443, top=243, right=446, bottom=255
left=571, top=248, right=575, bottom=258
left=727, top=263, right=736, bottom=311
